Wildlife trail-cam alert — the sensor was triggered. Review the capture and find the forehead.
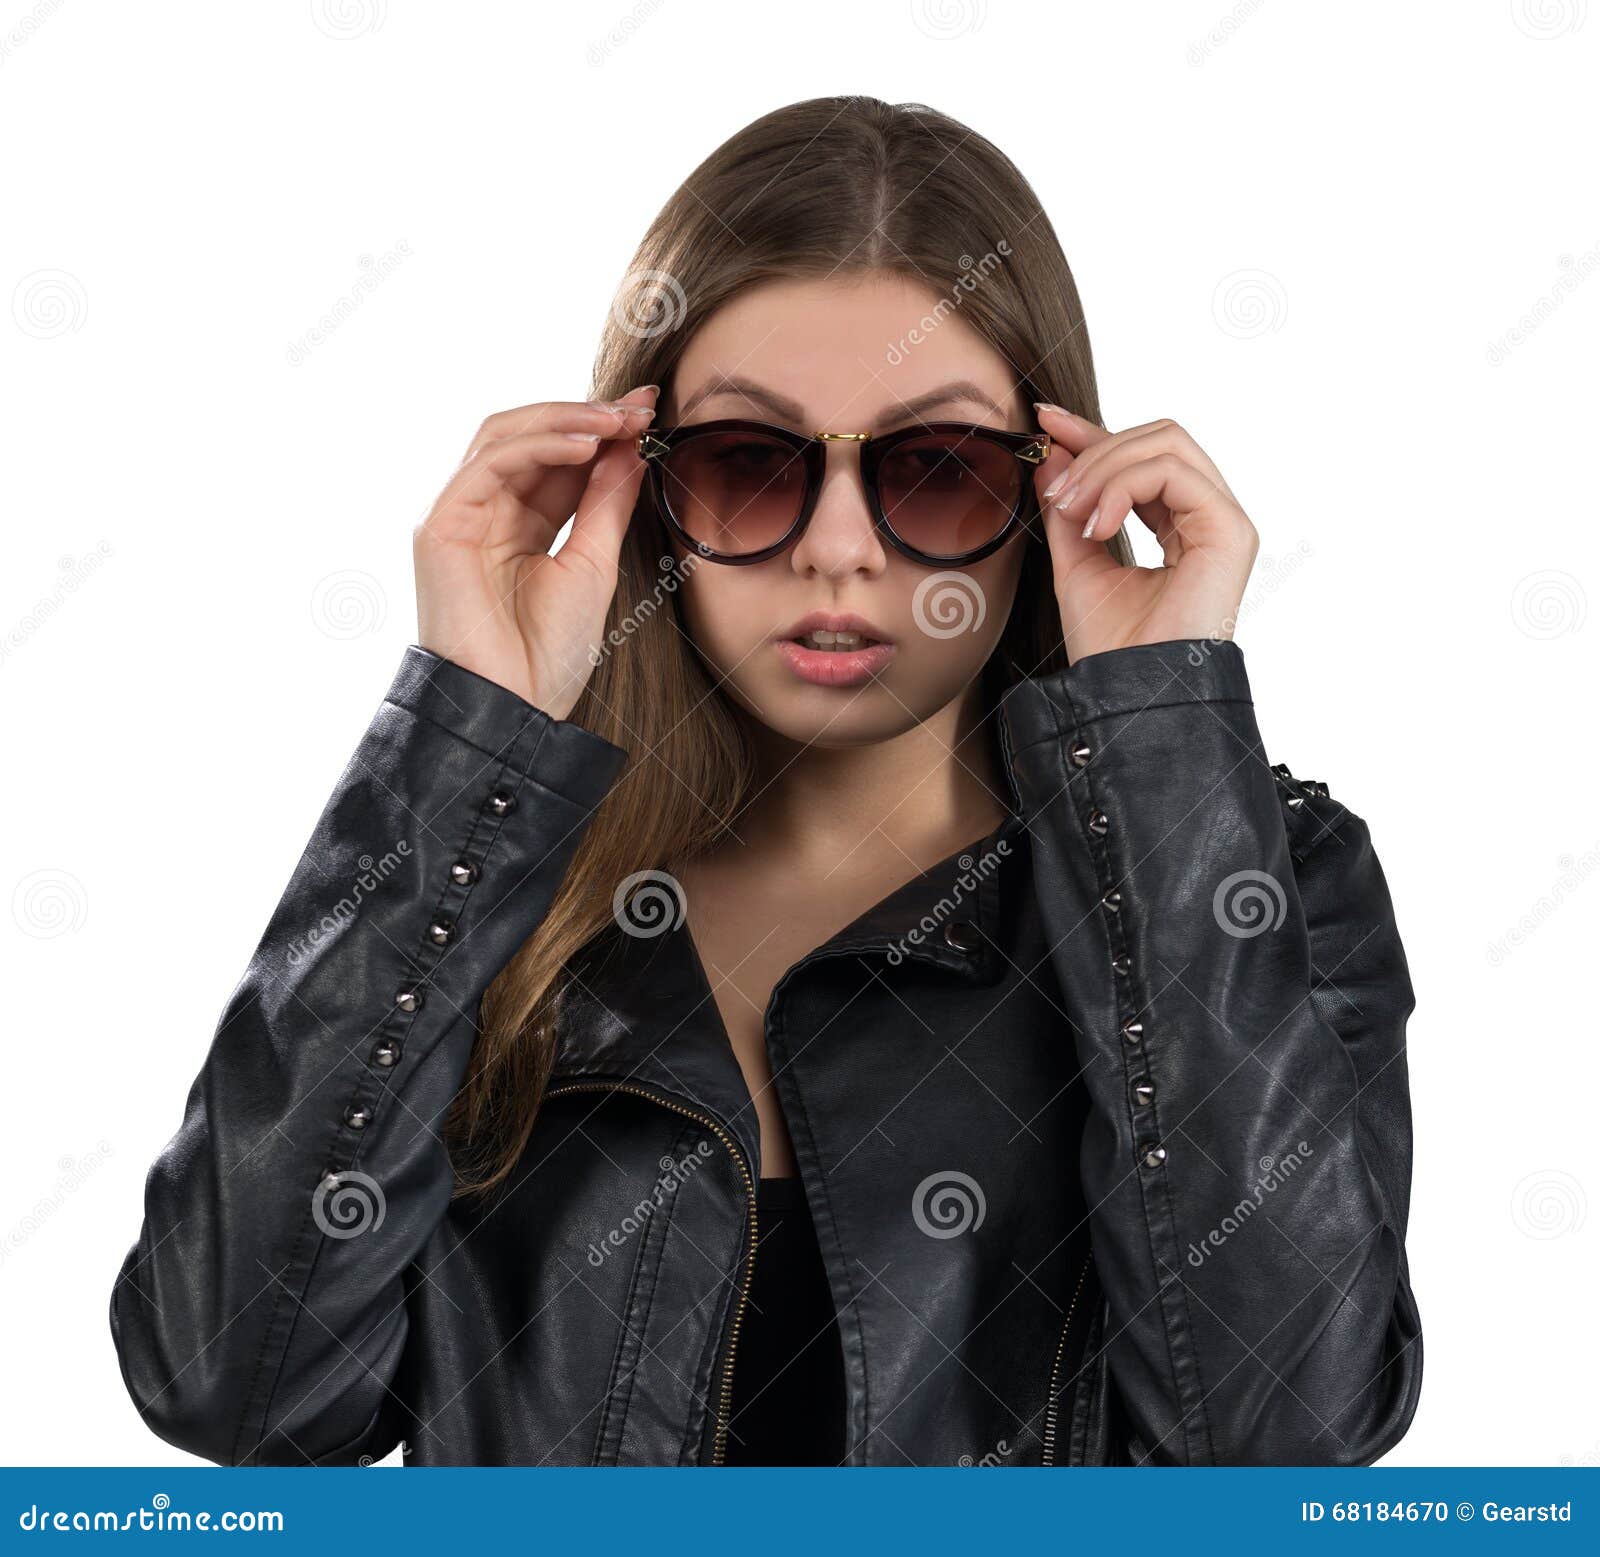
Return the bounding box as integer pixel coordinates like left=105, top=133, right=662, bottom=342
left=671, top=272, right=1023, bottom=425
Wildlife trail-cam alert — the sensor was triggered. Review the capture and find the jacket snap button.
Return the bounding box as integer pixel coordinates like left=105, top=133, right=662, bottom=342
left=1087, top=809, right=1110, bottom=836
left=395, top=987, right=423, bottom=1014
left=1121, top=1018, right=1144, bottom=1045
left=427, top=918, right=454, bottom=947
left=1069, top=741, right=1092, bottom=768
left=486, top=790, right=517, bottom=817
left=1131, top=1080, right=1156, bottom=1107
left=344, top=1105, right=372, bottom=1130
left=1140, top=1143, right=1167, bottom=1168
left=1111, top=953, right=1132, bottom=977
left=371, top=1039, right=402, bottom=1068
left=450, top=860, right=479, bottom=886
left=943, top=920, right=982, bottom=954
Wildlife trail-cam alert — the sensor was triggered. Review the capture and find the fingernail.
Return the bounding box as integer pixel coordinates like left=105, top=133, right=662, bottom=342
left=1042, top=467, right=1072, bottom=501
left=565, top=432, right=602, bottom=442
left=1034, top=402, right=1072, bottom=418
left=1052, top=480, right=1080, bottom=512
left=1081, top=506, right=1099, bottom=539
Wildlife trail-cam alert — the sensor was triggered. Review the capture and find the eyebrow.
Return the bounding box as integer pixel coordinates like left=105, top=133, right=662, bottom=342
left=675, top=374, right=1009, bottom=429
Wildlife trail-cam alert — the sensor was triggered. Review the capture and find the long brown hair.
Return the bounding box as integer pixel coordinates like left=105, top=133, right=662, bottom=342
left=445, top=94, right=1133, bottom=1198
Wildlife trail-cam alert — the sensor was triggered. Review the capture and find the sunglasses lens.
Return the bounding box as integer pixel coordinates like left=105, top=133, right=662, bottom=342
left=876, top=431, right=1024, bottom=559
left=661, top=431, right=808, bottom=557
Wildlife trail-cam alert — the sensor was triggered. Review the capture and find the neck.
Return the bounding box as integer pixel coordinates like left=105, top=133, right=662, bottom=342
left=731, top=676, right=1011, bottom=872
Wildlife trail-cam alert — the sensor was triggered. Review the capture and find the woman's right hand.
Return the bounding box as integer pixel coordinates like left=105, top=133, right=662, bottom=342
left=413, top=383, right=660, bottom=721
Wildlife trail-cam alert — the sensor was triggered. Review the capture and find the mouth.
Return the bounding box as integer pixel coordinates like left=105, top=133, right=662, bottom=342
left=789, top=627, right=886, bottom=653
left=774, top=615, right=897, bottom=688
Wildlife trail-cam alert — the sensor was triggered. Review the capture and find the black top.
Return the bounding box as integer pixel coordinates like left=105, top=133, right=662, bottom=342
left=723, top=1175, right=846, bottom=1466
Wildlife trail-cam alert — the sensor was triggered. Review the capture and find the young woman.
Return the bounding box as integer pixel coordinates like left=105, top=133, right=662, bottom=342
left=110, top=96, right=1421, bottom=1468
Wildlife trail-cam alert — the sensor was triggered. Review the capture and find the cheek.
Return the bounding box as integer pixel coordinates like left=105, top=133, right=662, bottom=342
left=679, top=566, right=767, bottom=677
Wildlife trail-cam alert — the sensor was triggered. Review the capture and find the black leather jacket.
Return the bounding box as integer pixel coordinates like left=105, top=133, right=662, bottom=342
left=110, top=638, right=1421, bottom=1467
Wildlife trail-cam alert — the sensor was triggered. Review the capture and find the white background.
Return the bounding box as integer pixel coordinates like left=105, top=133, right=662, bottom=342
left=2, top=0, right=1595, bottom=1468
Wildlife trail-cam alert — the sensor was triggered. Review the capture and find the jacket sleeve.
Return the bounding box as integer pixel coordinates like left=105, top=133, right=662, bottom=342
left=109, top=647, right=628, bottom=1466
left=997, top=638, right=1421, bottom=1466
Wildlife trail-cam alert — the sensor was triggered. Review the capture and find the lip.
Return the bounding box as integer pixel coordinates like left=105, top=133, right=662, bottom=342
left=773, top=609, right=897, bottom=689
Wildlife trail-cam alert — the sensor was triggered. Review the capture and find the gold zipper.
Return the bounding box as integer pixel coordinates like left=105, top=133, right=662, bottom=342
left=1040, top=1248, right=1093, bottom=1466
left=544, top=1078, right=758, bottom=1466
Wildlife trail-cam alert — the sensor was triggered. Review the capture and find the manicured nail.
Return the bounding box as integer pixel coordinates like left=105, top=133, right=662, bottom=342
left=1052, top=480, right=1080, bottom=511
left=1081, top=506, right=1099, bottom=539
left=1042, top=467, right=1073, bottom=501
left=565, top=432, right=602, bottom=442
left=1034, top=401, right=1072, bottom=418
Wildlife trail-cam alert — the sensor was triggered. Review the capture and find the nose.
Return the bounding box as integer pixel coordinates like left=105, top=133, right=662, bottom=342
left=787, top=440, right=887, bottom=580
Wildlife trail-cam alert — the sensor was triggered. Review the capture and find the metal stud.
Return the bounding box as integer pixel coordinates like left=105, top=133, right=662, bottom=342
left=1121, top=1018, right=1144, bottom=1046
left=1087, top=809, right=1110, bottom=837
left=1140, top=1143, right=1167, bottom=1169
left=1131, top=1080, right=1156, bottom=1107
left=427, top=918, right=454, bottom=947
left=1102, top=890, right=1122, bottom=914
left=371, top=1039, right=402, bottom=1069
left=318, top=1170, right=342, bottom=1194
left=394, top=987, right=423, bottom=1015
left=450, top=860, right=479, bottom=886
left=943, top=920, right=982, bottom=954
left=1111, top=953, right=1132, bottom=978
left=1069, top=741, right=1092, bottom=768
left=344, top=1105, right=372, bottom=1130
left=486, top=790, right=517, bottom=818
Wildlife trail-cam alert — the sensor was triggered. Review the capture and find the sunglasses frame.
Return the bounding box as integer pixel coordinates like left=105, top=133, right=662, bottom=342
left=636, top=418, right=1051, bottom=568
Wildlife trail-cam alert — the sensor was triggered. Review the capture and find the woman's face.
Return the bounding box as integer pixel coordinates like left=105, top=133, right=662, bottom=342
left=663, top=272, right=1032, bottom=750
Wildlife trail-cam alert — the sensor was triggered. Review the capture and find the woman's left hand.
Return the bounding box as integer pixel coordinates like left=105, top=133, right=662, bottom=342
left=1031, top=405, right=1259, bottom=663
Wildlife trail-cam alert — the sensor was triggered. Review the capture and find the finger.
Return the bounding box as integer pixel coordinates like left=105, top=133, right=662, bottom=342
left=1032, top=404, right=1111, bottom=499
left=1084, top=452, right=1253, bottom=562
left=561, top=432, right=651, bottom=580
left=467, top=387, right=659, bottom=459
